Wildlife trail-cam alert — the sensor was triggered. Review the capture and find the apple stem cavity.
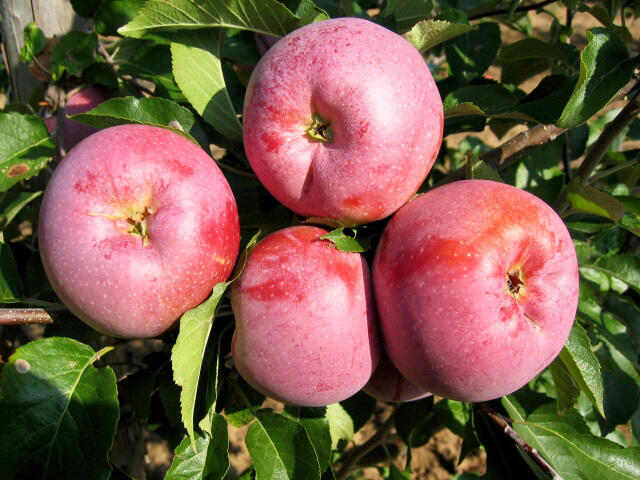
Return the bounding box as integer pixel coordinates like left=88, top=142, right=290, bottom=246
left=88, top=206, right=154, bottom=246
left=506, top=268, right=525, bottom=299
left=306, top=113, right=333, bottom=143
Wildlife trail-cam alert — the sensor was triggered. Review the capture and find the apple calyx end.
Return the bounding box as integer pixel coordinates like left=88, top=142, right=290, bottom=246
left=505, top=268, right=525, bottom=300
left=126, top=206, right=153, bottom=246
left=306, top=113, right=333, bottom=143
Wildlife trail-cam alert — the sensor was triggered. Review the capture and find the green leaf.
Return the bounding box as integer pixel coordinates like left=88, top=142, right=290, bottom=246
left=119, top=0, right=299, bottom=38
left=19, top=22, right=46, bottom=62
left=246, top=409, right=321, bottom=480
left=558, top=28, right=640, bottom=128
left=325, top=403, right=354, bottom=449
left=566, top=181, right=625, bottom=221
left=558, top=323, right=605, bottom=417
left=50, top=31, right=98, bottom=80
left=443, top=83, right=529, bottom=120
left=501, top=137, right=565, bottom=204
left=382, top=0, right=432, bottom=33
left=498, top=38, right=572, bottom=64
left=549, top=359, right=581, bottom=415
left=339, top=390, right=376, bottom=432
left=0, top=190, right=42, bottom=230
left=171, top=30, right=243, bottom=142
left=172, top=281, right=231, bottom=448
left=69, top=96, right=204, bottom=145
left=283, top=406, right=332, bottom=471
left=319, top=228, right=370, bottom=253
left=445, top=22, right=501, bottom=83
left=387, top=464, right=412, bottom=479
left=223, top=377, right=265, bottom=427
left=113, top=38, right=184, bottom=101
left=403, top=20, right=473, bottom=52
left=70, top=0, right=102, bottom=18
left=0, top=113, right=55, bottom=193
left=0, top=338, right=118, bottom=480
left=395, top=396, right=434, bottom=448
left=502, top=400, right=640, bottom=480
left=517, top=74, right=578, bottom=124
left=165, top=417, right=229, bottom=480
left=591, top=254, right=640, bottom=294
left=0, top=241, right=23, bottom=302
left=94, top=0, right=146, bottom=35
left=464, top=153, right=504, bottom=182
left=433, top=399, right=470, bottom=438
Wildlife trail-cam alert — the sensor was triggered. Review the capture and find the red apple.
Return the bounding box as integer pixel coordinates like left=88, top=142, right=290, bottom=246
left=373, top=180, right=579, bottom=402
left=364, top=350, right=431, bottom=403
left=243, top=18, right=443, bottom=225
left=62, top=85, right=111, bottom=150
left=39, top=124, right=240, bottom=338
left=231, top=226, right=380, bottom=406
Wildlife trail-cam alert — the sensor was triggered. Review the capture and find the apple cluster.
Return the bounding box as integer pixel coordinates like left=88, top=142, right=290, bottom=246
left=38, top=17, right=579, bottom=406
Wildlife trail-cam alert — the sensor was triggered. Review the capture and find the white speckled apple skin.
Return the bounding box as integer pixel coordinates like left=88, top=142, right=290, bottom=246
left=373, top=180, right=579, bottom=402
left=243, top=18, right=443, bottom=225
left=231, top=226, right=380, bottom=407
left=39, top=125, right=240, bottom=338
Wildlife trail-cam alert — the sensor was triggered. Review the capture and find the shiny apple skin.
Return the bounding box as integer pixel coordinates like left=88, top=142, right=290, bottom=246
left=231, top=226, right=380, bottom=406
left=39, top=124, right=240, bottom=338
left=373, top=180, right=579, bottom=402
left=243, top=17, right=443, bottom=225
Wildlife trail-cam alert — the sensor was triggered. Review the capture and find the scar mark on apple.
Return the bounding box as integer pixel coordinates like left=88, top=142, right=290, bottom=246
left=523, top=312, right=541, bottom=330
left=6, top=164, right=29, bottom=177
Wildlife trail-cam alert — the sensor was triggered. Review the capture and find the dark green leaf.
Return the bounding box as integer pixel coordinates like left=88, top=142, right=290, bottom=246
left=69, top=97, right=205, bottom=146
left=0, top=190, right=41, bottom=231
left=548, top=359, right=581, bottom=415
left=403, top=20, right=473, bottom=52
left=119, top=0, right=299, bottom=38
left=70, top=0, right=102, bottom=17
left=50, top=31, right=98, bottom=80
left=171, top=30, right=243, bottom=142
left=445, top=22, right=500, bottom=83
left=165, top=417, right=229, bottom=480
left=501, top=57, right=549, bottom=86
left=443, top=83, right=528, bottom=120
left=517, top=75, right=577, bottom=125
left=382, top=0, right=432, bottom=33
left=223, top=377, right=265, bottom=427
left=464, top=153, right=503, bottom=182
left=557, top=323, right=604, bottom=417
left=95, top=0, right=146, bottom=35
left=319, top=228, right=370, bottom=253
left=498, top=38, right=572, bottom=64
left=113, top=38, right=184, bottom=101
left=387, top=464, right=412, bottom=479
left=558, top=28, right=640, bottom=127
left=567, top=181, right=625, bottom=221
left=433, top=399, right=470, bottom=438
left=395, top=396, right=434, bottom=448
left=0, top=338, right=118, bottom=480
left=172, top=282, right=232, bottom=447
left=501, top=138, right=565, bottom=204
left=246, top=409, right=321, bottom=480
left=0, top=241, right=23, bottom=302
left=283, top=406, right=332, bottom=471
left=19, top=22, right=46, bottom=62
left=0, top=113, right=55, bottom=193
left=339, top=390, right=376, bottom=433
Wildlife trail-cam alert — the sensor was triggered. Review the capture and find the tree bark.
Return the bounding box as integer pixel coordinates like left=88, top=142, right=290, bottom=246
left=0, top=0, right=89, bottom=102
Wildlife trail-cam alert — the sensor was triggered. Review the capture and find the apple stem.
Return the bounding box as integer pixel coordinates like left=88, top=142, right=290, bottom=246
left=306, top=113, right=333, bottom=143
left=478, top=403, right=562, bottom=479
